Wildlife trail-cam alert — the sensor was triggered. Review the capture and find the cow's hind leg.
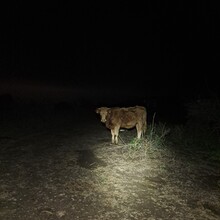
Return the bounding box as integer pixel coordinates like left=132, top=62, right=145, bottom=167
left=136, top=123, right=142, bottom=139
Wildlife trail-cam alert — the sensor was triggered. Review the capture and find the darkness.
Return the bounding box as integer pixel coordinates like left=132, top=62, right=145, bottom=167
left=0, top=1, right=220, bottom=120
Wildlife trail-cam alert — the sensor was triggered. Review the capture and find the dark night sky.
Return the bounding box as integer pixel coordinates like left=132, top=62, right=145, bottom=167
left=0, top=1, right=219, bottom=103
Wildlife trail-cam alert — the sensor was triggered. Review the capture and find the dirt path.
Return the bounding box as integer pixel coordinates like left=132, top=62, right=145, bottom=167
left=0, top=111, right=220, bottom=219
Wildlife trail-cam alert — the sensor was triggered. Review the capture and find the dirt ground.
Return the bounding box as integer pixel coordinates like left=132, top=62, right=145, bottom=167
left=0, top=108, right=220, bottom=220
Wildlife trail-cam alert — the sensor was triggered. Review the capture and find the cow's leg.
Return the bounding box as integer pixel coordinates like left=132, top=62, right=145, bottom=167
left=111, top=129, right=115, bottom=144
left=136, top=123, right=142, bottom=139
left=113, top=126, right=120, bottom=144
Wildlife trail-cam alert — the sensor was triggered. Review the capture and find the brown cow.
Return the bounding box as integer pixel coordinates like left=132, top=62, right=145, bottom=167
left=96, top=106, right=147, bottom=144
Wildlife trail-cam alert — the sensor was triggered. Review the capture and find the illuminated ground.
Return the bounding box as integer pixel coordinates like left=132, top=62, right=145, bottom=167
left=0, top=108, right=219, bottom=219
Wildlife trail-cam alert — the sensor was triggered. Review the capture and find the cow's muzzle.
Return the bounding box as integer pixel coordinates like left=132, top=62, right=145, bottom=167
left=101, top=119, right=106, bottom=123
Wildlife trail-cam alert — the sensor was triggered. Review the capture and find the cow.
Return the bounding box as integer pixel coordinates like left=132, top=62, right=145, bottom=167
left=96, top=106, right=147, bottom=144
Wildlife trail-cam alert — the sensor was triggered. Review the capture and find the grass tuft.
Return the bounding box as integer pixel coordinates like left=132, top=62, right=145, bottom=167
left=120, top=113, right=170, bottom=160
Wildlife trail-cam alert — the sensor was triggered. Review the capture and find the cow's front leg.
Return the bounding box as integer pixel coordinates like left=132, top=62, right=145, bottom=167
left=111, top=129, right=115, bottom=144
left=115, top=135, right=118, bottom=144
left=114, top=126, right=120, bottom=144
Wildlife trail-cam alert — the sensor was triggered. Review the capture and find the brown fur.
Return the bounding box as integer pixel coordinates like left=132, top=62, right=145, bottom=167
left=96, top=106, right=147, bottom=144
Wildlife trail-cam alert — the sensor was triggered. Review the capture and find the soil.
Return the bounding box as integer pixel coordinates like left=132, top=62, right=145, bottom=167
left=0, top=108, right=220, bottom=220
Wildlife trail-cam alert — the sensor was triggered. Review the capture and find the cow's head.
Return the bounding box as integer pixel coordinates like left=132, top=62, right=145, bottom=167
left=96, top=107, right=110, bottom=123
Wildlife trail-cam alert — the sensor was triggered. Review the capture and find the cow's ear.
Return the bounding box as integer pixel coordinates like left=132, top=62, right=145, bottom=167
left=107, top=108, right=111, bottom=114
left=95, top=108, right=100, bottom=114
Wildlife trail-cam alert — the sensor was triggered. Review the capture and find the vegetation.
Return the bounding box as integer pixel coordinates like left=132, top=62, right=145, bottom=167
left=121, top=114, right=170, bottom=159
left=122, top=98, right=220, bottom=162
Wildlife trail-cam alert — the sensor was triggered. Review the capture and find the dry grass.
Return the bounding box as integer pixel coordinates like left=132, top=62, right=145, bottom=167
left=0, top=109, right=220, bottom=219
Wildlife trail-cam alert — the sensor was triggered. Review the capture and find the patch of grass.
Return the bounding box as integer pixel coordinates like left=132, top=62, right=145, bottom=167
left=147, top=121, right=170, bottom=148
left=121, top=113, right=170, bottom=159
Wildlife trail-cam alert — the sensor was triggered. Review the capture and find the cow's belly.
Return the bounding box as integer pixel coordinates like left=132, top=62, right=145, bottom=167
left=121, top=121, right=136, bottom=129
